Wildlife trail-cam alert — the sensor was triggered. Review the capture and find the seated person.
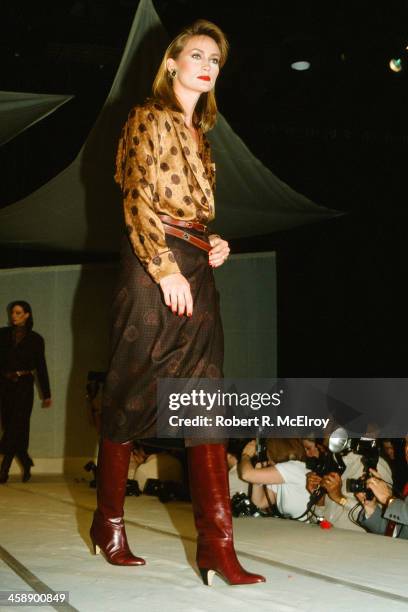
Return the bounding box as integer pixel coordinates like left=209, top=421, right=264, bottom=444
left=302, top=436, right=328, bottom=461
left=357, top=434, right=408, bottom=539
left=129, top=444, right=184, bottom=490
left=380, top=438, right=407, bottom=495
left=239, top=438, right=309, bottom=520
left=227, top=439, right=250, bottom=497
left=306, top=444, right=393, bottom=532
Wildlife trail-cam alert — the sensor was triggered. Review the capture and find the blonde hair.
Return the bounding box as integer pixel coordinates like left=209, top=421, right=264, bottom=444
left=266, top=438, right=306, bottom=464
left=152, top=19, right=229, bottom=132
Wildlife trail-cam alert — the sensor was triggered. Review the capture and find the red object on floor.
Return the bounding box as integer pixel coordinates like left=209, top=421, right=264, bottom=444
left=320, top=519, right=333, bottom=529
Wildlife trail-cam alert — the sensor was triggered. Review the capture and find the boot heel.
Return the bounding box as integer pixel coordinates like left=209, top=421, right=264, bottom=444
left=199, top=568, right=215, bottom=586
left=91, top=542, right=100, bottom=555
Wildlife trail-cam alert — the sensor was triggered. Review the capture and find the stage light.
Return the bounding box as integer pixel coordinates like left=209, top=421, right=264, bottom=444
left=291, top=60, right=311, bottom=71
left=389, top=58, right=402, bottom=72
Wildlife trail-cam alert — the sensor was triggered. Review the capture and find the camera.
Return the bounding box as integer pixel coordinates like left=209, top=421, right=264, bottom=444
left=345, top=437, right=379, bottom=500
left=231, top=492, right=262, bottom=517
left=143, top=478, right=189, bottom=503
left=84, top=460, right=97, bottom=488
left=305, top=452, right=346, bottom=478
left=306, top=451, right=347, bottom=505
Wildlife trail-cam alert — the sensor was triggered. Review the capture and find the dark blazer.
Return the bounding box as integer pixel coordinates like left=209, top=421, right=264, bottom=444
left=0, top=327, right=51, bottom=398
left=359, top=498, right=408, bottom=539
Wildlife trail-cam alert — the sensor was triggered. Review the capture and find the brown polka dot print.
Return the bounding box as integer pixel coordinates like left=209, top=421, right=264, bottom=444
left=117, top=103, right=216, bottom=284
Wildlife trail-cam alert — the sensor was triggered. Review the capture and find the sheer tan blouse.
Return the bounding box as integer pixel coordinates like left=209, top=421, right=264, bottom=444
left=114, top=101, right=216, bottom=282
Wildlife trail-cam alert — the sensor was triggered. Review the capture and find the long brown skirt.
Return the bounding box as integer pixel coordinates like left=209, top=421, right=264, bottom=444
left=101, top=232, right=224, bottom=444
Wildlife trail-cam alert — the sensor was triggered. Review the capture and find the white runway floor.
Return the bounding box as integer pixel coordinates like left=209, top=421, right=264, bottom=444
left=0, top=475, right=407, bottom=612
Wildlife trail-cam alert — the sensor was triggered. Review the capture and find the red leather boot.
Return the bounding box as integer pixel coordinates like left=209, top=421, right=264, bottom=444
left=90, top=437, right=145, bottom=566
left=187, top=443, right=266, bottom=585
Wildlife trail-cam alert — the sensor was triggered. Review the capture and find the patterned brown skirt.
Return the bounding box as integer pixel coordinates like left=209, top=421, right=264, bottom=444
left=101, top=232, right=224, bottom=444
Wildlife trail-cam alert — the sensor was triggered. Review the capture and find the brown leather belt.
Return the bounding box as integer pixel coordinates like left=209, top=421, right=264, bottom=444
left=162, top=223, right=211, bottom=253
left=158, top=214, right=208, bottom=233
left=1, top=370, right=33, bottom=382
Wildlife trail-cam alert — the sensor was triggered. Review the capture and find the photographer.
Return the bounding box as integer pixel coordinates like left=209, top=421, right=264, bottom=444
left=357, top=435, right=408, bottom=539
left=239, top=438, right=310, bottom=520
left=306, top=445, right=392, bottom=531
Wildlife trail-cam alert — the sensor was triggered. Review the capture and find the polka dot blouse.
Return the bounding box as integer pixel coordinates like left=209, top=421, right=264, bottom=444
left=114, top=101, right=216, bottom=283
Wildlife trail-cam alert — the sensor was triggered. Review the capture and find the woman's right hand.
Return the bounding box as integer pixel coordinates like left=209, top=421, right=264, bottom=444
left=159, top=273, right=193, bottom=316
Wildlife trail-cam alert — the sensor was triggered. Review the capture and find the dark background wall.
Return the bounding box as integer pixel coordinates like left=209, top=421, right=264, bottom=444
left=1, top=0, right=407, bottom=376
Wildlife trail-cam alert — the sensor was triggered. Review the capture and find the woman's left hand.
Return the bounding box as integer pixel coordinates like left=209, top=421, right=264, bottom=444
left=208, top=234, right=230, bottom=268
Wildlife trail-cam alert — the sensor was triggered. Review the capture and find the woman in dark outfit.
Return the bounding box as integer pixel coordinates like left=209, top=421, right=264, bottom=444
left=90, top=20, right=265, bottom=585
left=0, top=301, right=51, bottom=483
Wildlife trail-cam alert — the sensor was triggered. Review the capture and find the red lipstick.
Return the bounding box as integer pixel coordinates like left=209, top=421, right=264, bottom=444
left=198, top=76, right=210, bottom=81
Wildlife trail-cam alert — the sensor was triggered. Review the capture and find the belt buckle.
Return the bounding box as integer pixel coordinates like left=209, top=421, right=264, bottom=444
left=183, top=231, right=190, bottom=241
